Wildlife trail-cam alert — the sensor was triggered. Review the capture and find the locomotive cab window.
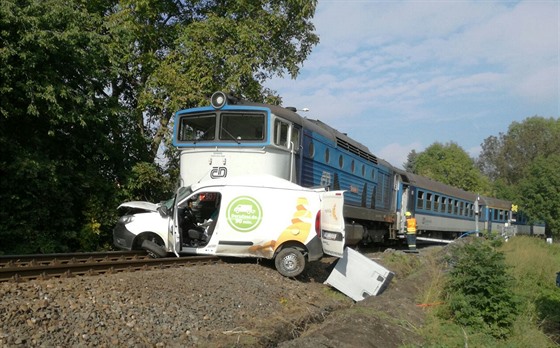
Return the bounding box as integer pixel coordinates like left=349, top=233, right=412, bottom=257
left=274, top=119, right=289, bottom=147
left=290, top=127, right=300, bottom=152
left=220, top=112, right=265, bottom=141
left=178, top=113, right=217, bottom=141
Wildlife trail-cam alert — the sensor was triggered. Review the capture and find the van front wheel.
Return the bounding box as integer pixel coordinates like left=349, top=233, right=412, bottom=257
left=141, top=239, right=167, bottom=258
left=275, top=247, right=306, bottom=277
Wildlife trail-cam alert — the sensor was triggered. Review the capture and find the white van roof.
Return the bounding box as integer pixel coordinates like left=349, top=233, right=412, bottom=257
left=191, top=175, right=313, bottom=192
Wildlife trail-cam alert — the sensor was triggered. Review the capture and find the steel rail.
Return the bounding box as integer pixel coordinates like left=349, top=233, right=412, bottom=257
left=0, top=254, right=221, bottom=283
left=0, top=251, right=148, bottom=268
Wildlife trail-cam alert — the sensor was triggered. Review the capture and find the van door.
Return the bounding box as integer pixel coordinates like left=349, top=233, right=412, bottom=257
left=171, top=192, right=181, bottom=256
left=320, top=191, right=345, bottom=258
left=171, top=186, right=192, bottom=257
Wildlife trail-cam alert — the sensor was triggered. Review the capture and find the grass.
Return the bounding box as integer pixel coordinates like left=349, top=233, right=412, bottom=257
left=420, top=236, right=560, bottom=347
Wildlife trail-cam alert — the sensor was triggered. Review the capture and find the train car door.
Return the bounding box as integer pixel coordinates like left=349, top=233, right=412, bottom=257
left=320, top=191, right=346, bottom=258
left=399, top=185, right=410, bottom=234
left=393, top=174, right=409, bottom=235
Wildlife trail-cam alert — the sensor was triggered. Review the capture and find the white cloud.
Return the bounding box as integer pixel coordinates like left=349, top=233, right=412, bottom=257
left=377, top=142, right=423, bottom=170
left=266, top=0, right=559, bottom=161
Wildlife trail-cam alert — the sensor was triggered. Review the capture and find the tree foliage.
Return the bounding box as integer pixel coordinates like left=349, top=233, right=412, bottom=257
left=518, top=155, right=560, bottom=233
left=404, top=142, right=490, bottom=194
left=0, top=0, right=319, bottom=254
left=478, top=117, right=560, bottom=185
left=105, top=0, right=319, bottom=162
left=477, top=116, right=560, bottom=233
left=0, top=0, right=121, bottom=253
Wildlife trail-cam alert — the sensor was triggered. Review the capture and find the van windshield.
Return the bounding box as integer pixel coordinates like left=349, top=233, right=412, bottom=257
left=176, top=186, right=193, bottom=204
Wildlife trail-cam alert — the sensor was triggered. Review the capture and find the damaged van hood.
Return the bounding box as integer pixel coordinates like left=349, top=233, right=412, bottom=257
left=117, top=201, right=159, bottom=212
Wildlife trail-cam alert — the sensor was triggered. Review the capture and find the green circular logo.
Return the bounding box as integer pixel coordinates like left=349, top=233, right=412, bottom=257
left=226, top=196, right=263, bottom=232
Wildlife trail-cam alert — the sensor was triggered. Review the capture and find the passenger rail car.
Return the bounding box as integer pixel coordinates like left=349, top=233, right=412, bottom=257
left=172, top=91, right=531, bottom=243
left=398, top=171, right=518, bottom=239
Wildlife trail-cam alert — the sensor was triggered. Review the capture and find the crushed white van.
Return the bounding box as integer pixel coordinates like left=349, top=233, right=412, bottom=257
left=113, top=175, right=345, bottom=277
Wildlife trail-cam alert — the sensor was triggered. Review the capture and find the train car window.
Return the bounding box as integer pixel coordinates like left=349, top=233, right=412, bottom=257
left=178, top=113, right=217, bottom=141
left=441, top=197, right=447, bottom=213
left=361, top=164, right=365, bottom=177
left=493, top=209, right=498, bottom=220
left=447, top=198, right=453, bottom=214
left=459, top=201, right=464, bottom=216
left=426, top=193, right=432, bottom=210
left=351, top=160, right=355, bottom=173
left=220, top=113, right=265, bottom=141
left=371, top=169, right=376, bottom=180
left=290, top=127, right=300, bottom=151
left=274, top=119, right=289, bottom=147
left=308, top=141, right=315, bottom=158
left=325, top=148, right=329, bottom=163
left=434, top=195, right=440, bottom=211
left=339, top=155, right=344, bottom=169
left=454, top=200, right=459, bottom=215
left=417, top=191, right=424, bottom=210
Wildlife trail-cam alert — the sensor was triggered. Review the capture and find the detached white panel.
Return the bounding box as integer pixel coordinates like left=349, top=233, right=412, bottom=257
left=324, top=247, right=394, bottom=301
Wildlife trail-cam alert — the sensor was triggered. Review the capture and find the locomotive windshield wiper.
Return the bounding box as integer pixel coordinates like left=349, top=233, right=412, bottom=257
left=220, top=128, right=241, bottom=144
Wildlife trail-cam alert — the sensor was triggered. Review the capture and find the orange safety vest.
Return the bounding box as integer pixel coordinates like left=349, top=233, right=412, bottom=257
left=406, top=217, right=417, bottom=234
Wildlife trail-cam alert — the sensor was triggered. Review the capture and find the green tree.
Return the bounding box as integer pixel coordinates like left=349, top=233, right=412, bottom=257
left=403, top=149, right=417, bottom=172
left=477, top=116, right=560, bottom=227
left=478, top=116, right=560, bottom=185
left=0, top=0, right=124, bottom=253
left=104, top=0, right=319, bottom=164
left=405, top=142, right=490, bottom=193
left=518, top=155, right=560, bottom=236
left=0, top=0, right=320, bottom=254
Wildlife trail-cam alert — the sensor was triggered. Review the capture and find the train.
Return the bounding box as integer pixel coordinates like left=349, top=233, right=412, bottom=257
left=171, top=91, right=543, bottom=245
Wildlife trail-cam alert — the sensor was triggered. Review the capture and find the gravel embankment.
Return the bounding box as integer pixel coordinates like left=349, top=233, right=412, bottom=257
left=0, top=260, right=351, bottom=347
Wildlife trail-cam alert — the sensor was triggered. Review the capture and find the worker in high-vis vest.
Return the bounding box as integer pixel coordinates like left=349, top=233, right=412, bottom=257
left=405, top=211, right=417, bottom=251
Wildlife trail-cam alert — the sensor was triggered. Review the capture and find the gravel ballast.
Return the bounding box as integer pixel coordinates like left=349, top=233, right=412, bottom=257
left=0, top=260, right=350, bottom=347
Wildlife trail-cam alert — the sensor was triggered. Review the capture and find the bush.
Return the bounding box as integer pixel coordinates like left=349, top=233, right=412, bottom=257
left=441, top=239, right=520, bottom=338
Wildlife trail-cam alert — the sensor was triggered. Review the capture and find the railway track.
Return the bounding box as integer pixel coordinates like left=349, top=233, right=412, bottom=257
left=0, top=251, right=221, bottom=282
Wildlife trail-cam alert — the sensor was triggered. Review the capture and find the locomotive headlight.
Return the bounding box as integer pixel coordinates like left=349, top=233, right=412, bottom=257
left=211, top=91, right=227, bottom=109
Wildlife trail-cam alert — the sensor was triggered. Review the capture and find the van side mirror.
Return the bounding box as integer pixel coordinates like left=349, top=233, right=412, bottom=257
left=159, top=205, right=169, bottom=217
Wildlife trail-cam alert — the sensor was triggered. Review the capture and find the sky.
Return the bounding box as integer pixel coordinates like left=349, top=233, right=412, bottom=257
left=264, top=0, right=559, bottom=169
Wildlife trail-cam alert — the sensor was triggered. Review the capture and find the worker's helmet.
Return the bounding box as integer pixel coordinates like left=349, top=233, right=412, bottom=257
left=405, top=212, right=411, bottom=217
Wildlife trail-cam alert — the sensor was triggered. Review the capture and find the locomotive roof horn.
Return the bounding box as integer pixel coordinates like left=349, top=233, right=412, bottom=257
left=211, top=91, right=239, bottom=109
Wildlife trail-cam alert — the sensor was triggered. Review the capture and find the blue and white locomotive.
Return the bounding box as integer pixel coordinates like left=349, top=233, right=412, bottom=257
left=173, top=91, right=543, bottom=244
